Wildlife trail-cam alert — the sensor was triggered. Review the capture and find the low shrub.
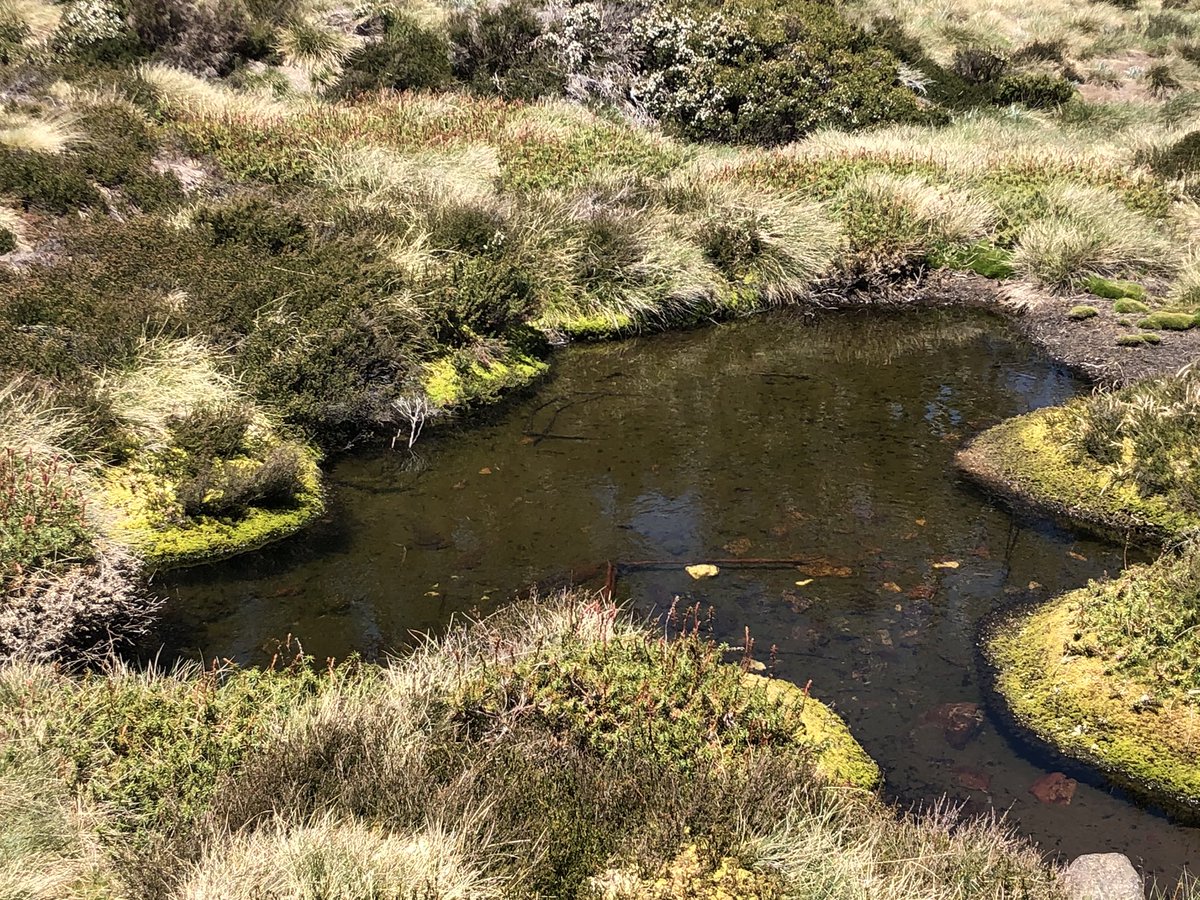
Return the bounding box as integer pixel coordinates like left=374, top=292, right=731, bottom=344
left=951, top=45, right=1007, bottom=84
left=632, top=3, right=932, bottom=146
left=0, top=226, right=14, bottom=255
left=194, top=197, right=309, bottom=255
left=457, top=626, right=809, bottom=768
left=448, top=1, right=564, bottom=99
left=1072, top=542, right=1200, bottom=691
left=0, top=148, right=104, bottom=213
left=331, top=14, right=451, bottom=97
left=993, top=72, right=1075, bottom=108
left=1068, top=304, right=1099, bottom=320
left=0, top=449, right=93, bottom=580
left=176, top=444, right=305, bottom=519
left=167, top=402, right=254, bottom=461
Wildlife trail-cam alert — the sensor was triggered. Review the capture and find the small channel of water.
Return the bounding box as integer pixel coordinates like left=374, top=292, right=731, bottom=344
left=157, top=308, right=1200, bottom=886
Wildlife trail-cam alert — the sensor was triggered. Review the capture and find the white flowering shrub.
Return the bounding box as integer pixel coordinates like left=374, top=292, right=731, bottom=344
left=630, top=1, right=937, bottom=145
left=51, top=0, right=126, bottom=52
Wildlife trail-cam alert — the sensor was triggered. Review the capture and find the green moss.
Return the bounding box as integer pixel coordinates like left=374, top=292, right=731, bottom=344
left=423, top=349, right=549, bottom=409
left=1067, top=304, right=1099, bottom=320
left=550, top=312, right=636, bottom=341
left=988, top=593, right=1200, bottom=820
left=1138, top=310, right=1199, bottom=330
left=746, top=675, right=881, bottom=789
left=1084, top=275, right=1148, bottom=301
left=458, top=626, right=879, bottom=790
left=956, top=407, right=1200, bottom=543
left=1113, top=297, right=1151, bottom=314
left=1117, top=331, right=1163, bottom=345
left=101, top=445, right=325, bottom=570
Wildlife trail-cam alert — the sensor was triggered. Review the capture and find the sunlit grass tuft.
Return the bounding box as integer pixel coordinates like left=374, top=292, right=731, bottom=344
left=1012, top=183, right=1175, bottom=286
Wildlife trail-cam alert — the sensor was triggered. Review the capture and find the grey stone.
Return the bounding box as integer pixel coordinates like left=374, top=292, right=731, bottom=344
left=1062, top=854, right=1143, bottom=900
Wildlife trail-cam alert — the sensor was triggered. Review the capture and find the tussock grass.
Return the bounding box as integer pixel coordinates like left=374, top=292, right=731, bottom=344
left=0, top=378, right=88, bottom=460
left=178, top=818, right=503, bottom=900
left=100, top=336, right=242, bottom=452
left=137, top=64, right=285, bottom=119
left=278, top=15, right=355, bottom=77
left=838, top=171, right=994, bottom=269
left=0, top=111, right=80, bottom=154
left=0, top=767, right=112, bottom=900
left=1012, top=183, right=1175, bottom=286
left=671, top=175, right=842, bottom=301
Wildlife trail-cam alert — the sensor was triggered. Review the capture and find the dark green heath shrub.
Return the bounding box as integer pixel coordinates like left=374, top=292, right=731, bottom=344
left=951, top=45, right=1007, bottom=83
left=331, top=14, right=451, bottom=96
left=448, top=1, right=565, bottom=99
left=633, top=3, right=934, bottom=145
left=993, top=72, right=1075, bottom=107
left=177, top=444, right=305, bottom=519
left=0, top=226, right=15, bottom=255
left=0, top=149, right=104, bottom=214
left=168, top=402, right=254, bottom=461
left=194, top=197, right=309, bottom=255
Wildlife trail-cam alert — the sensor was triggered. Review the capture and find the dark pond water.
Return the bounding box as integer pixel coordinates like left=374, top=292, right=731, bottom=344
left=157, top=308, right=1200, bottom=888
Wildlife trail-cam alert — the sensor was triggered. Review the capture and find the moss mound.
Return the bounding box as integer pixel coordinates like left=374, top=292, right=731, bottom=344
left=987, top=550, right=1200, bottom=820
left=957, top=404, right=1200, bottom=544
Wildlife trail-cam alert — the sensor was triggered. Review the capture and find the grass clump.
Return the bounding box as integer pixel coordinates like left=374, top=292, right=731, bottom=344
left=1012, top=184, right=1174, bottom=288
left=1068, top=304, right=1100, bottom=320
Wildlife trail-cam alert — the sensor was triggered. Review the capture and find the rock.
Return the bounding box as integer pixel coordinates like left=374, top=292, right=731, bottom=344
left=954, top=766, right=991, bottom=792
left=923, top=702, right=984, bottom=749
left=1062, top=853, right=1143, bottom=900
left=1029, top=772, right=1077, bottom=805
left=685, top=564, right=719, bottom=579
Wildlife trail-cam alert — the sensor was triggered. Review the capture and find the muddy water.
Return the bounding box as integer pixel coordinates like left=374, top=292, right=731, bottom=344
left=158, top=308, right=1200, bottom=886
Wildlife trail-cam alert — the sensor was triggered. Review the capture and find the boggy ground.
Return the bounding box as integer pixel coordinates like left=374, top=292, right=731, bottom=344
left=7, top=0, right=1200, bottom=660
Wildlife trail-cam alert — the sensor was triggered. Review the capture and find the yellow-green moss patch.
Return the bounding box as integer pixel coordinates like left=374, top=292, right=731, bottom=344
left=956, top=407, right=1200, bottom=544
left=987, top=593, right=1200, bottom=820
left=101, top=445, right=324, bottom=570
left=423, top=351, right=550, bottom=409
left=746, top=674, right=881, bottom=790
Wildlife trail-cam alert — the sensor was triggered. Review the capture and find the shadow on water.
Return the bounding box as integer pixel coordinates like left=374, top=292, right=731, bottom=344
left=153, top=307, right=1200, bottom=886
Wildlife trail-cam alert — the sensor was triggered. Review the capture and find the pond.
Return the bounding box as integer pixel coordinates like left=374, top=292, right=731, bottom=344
left=156, top=307, right=1200, bottom=887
